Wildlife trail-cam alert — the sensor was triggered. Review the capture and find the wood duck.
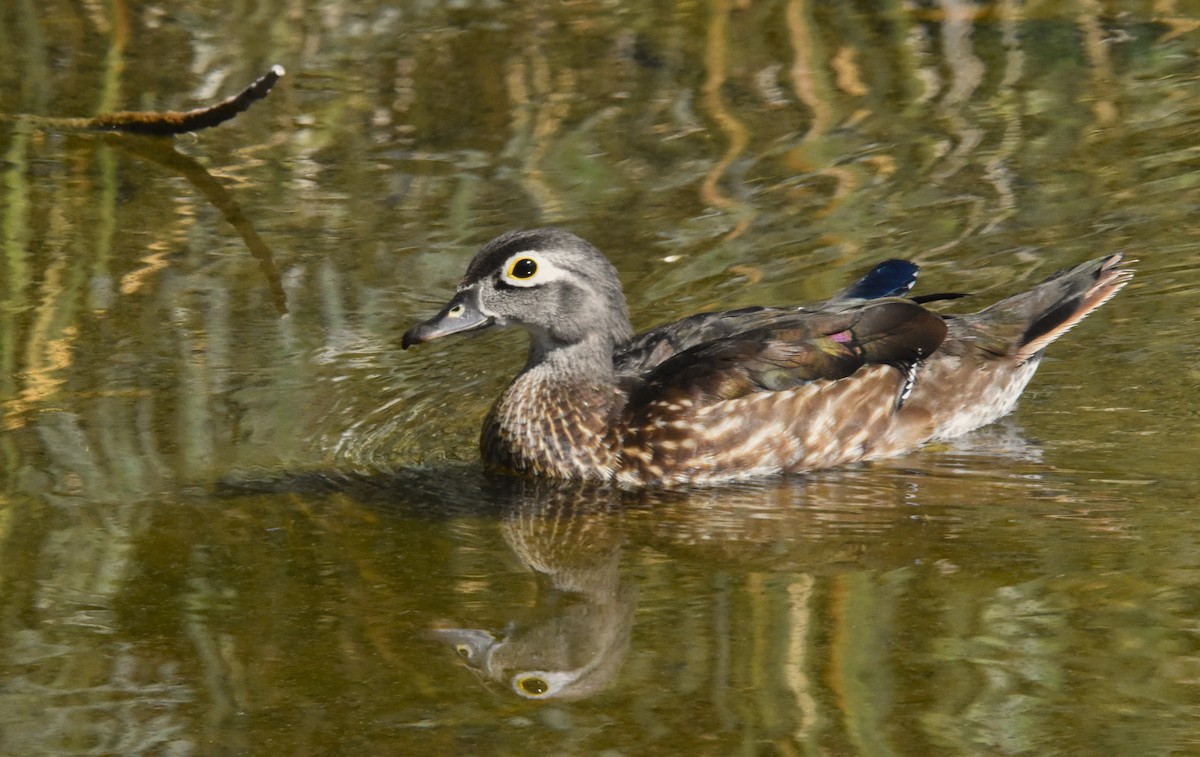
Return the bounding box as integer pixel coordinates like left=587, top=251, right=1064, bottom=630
left=403, top=229, right=1132, bottom=487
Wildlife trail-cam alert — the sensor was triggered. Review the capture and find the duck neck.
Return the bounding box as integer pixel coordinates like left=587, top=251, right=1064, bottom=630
left=481, top=333, right=625, bottom=481
left=525, top=332, right=619, bottom=385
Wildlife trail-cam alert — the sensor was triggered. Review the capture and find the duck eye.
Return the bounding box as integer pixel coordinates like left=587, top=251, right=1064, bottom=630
left=516, top=676, right=549, bottom=696
left=509, top=258, right=538, bottom=280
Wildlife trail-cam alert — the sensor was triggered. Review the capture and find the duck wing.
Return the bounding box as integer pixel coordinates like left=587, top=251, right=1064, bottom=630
left=615, top=259, right=922, bottom=379
left=622, top=300, right=947, bottom=406
left=613, top=300, right=947, bottom=485
left=824, top=258, right=919, bottom=304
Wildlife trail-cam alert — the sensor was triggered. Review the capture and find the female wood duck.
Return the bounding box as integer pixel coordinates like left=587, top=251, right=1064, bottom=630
left=403, top=229, right=1132, bottom=487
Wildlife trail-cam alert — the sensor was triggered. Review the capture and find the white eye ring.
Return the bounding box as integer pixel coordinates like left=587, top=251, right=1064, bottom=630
left=500, top=252, right=568, bottom=287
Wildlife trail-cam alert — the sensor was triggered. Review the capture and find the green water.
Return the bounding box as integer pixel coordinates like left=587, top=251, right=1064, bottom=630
left=2, top=1, right=1199, bottom=754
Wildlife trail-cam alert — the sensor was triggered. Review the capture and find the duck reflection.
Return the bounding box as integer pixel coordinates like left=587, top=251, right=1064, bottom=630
left=222, top=439, right=1097, bottom=714
left=431, top=478, right=636, bottom=701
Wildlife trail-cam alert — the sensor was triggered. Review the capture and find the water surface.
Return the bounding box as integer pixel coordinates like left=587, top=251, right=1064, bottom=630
left=2, top=1, right=1199, bottom=754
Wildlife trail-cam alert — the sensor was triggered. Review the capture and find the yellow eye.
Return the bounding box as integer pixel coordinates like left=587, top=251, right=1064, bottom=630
left=517, top=676, right=549, bottom=696
left=509, top=258, right=538, bottom=280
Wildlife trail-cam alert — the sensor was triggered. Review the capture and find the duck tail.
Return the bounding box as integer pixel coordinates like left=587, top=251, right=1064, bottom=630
left=982, top=254, right=1134, bottom=361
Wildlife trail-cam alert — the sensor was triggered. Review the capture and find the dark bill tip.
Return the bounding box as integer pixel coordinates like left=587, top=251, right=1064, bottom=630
left=403, top=291, right=493, bottom=349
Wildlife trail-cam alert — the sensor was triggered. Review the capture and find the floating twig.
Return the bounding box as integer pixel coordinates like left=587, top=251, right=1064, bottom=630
left=0, top=66, right=286, bottom=135
left=86, top=65, right=285, bottom=135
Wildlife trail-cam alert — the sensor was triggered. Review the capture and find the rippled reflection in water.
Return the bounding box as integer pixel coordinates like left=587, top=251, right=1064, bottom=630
left=2, top=1, right=1199, bottom=754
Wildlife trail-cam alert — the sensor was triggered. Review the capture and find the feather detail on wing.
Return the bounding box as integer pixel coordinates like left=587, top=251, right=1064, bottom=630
left=624, top=300, right=947, bottom=408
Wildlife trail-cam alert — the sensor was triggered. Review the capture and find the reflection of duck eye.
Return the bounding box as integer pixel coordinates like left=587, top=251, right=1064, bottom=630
left=509, top=258, right=537, bottom=279
left=517, top=676, right=549, bottom=696
left=455, top=644, right=472, bottom=658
